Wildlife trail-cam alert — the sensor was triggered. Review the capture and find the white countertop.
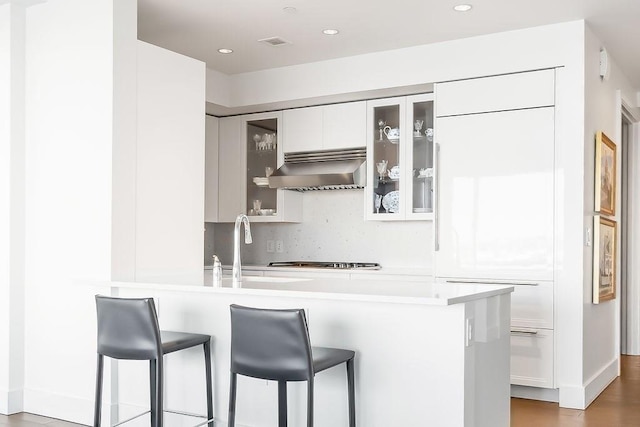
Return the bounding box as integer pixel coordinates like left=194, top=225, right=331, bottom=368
left=109, top=270, right=513, bottom=306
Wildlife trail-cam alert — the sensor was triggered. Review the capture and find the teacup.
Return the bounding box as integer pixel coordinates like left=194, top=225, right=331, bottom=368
left=388, top=166, right=400, bottom=179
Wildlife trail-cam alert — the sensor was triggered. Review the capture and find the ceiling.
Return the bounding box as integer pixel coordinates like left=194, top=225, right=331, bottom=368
left=138, top=0, right=640, bottom=91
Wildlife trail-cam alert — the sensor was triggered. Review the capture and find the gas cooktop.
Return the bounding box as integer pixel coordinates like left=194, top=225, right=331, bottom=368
left=267, top=261, right=381, bottom=270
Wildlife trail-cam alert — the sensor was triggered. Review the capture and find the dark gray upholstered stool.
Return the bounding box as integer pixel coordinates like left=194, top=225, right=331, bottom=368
left=94, top=295, right=214, bottom=427
left=228, top=304, right=355, bottom=427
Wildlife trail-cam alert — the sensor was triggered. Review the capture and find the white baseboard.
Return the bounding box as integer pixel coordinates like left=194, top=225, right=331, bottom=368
left=23, top=388, right=103, bottom=425
left=22, top=389, right=223, bottom=426
left=558, top=357, right=618, bottom=409
left=0, top=388, right=24, bottom=415
left=511, top=385, right=559, bottom=402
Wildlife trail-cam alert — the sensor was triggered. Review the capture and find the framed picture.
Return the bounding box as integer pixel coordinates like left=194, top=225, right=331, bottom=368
left=593, top=215, right=617, bottom=303
left=595, top=131, right=616, bottom=216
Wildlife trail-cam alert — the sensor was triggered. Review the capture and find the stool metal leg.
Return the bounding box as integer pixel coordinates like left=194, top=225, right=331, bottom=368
left=346, top=358, right=355, bottom=427
left=94, top=354, right=104, bottom=427
left=306, top=378, right=314, bottom=427
left=228, top=373, right=237, bottom=427
left=278, top=381, right=287, bottom=427
left=203, top=340, right=214, bottom=427
left=150, top=358, right=164, bottom=427
left=150, top=360, right=157, bottom=427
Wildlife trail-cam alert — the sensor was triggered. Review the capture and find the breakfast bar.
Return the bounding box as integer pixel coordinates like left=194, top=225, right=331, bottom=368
left=107, top=276, right=513, bottom=427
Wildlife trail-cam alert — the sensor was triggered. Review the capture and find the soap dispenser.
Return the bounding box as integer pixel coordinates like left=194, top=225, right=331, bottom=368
left=212, top=255, right=222, bottom=287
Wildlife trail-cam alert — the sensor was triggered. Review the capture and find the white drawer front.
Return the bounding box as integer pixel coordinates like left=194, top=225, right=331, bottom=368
left=436, top=69, right=555, bottom=117
left=510, top=328, right=554, bottom=388
left=511, top=282, right=553, bottom=329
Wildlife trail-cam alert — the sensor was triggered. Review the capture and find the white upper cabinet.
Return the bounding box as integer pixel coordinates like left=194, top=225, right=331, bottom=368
left=282, top=106, right=323, bottom=153
left=217, top=116, right=243, bottom=222
left=216, top=112, right=302, bottom=223
left=322, top=102, right=366, bottom=150
left=365, top=94, right=434, bottom=221
left=436, top=69, right=555, bottom=117
left=282, top=101, right=366, bottom=153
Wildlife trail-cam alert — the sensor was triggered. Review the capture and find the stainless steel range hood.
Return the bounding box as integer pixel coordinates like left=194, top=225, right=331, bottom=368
left=268, top=148, right=366, bottom=191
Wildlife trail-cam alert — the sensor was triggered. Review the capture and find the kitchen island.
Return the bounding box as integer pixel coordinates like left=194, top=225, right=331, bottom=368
left=107, top=275, right=513, bottom=427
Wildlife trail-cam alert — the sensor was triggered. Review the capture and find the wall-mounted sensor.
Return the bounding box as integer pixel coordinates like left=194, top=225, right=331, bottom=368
left=599, top=48, right=610, bottom=81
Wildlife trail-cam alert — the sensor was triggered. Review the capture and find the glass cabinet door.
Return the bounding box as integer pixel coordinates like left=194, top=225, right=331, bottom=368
left=246, top=117, right=279, bottom=218
left=367, top=97, right=405, bottom=219
left=406, top=94, right=434, bottom=218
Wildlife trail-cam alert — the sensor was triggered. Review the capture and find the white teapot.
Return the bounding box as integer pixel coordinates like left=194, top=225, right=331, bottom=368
left=383, top=126, right=400, bottom=142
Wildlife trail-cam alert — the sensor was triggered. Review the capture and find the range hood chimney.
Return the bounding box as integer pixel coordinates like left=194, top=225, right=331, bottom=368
left=268, top=147, right=366, bottom=191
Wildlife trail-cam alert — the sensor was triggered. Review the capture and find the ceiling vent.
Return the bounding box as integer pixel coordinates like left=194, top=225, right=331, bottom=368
left=258, top=37, right=292, bottom=47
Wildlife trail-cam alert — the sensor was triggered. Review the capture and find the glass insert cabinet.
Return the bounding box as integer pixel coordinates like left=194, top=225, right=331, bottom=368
left=240, top=111, right=302, bottom=222
left=365, top=94, right=435, bottom=220
left=246, top=116, right=278, bottom=218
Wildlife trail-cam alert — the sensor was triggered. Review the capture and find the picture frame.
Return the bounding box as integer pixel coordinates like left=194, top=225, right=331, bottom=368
left=593, top=215, right=617, bottom=303
left=594, top=131, right=616, bottom=216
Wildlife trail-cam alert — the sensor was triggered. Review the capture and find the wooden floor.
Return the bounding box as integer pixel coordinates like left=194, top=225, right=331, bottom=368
left=2, top=357, right=640, bottom=427
left=512, top=355, right=640, bottom=426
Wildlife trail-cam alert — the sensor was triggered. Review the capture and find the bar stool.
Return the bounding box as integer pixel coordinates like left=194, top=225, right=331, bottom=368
left=94, top=295, right=214, bottom=427
left=228, top=304, right=355, bottom=427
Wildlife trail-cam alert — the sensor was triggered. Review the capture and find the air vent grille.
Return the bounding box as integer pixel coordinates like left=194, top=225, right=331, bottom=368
left=258, top=37, right=292, bottom=47
left=285, top=148, right=366, bottom=164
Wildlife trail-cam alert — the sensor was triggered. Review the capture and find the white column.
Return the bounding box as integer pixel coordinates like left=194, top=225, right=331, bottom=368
left=0, top=0, right=30, bottom=415
left=20, top=0, right=137, bottom=423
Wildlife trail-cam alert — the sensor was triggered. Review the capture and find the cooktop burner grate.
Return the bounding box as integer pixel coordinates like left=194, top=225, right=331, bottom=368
left=267, top=261, right=381, bottom=270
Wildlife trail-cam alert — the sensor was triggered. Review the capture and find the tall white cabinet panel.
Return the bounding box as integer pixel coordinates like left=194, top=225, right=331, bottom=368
left=136, top=42, right=205, bottom=284
left=436, top=69, right=555, bottom=116
left=204, top=116, right=219, bottom=222
left=434, top=107, right=555, bottom=281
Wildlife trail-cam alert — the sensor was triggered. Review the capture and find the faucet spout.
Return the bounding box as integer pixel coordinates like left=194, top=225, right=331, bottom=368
left=232, top=214, right=252, bottom=285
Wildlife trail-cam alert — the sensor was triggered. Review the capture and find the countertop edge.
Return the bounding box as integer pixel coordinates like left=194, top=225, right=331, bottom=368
left=89, top=279, right=514, bottom=306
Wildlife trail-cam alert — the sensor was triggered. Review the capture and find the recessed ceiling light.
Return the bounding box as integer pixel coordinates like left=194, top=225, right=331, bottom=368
left=322, top=29, right=340, bottom=35
left=283, top=6, right=297, bottom=14
left=217, top=48, right=233, bottom=54
left=453, top=4, right=472, bottom=12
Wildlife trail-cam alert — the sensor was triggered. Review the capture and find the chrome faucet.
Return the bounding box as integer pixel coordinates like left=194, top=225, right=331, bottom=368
left=232, top=214, right=253, bottom=285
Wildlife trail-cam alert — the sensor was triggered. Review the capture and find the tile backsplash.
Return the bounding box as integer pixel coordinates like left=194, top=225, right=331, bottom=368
left=205, top=190, right=433, bottom=269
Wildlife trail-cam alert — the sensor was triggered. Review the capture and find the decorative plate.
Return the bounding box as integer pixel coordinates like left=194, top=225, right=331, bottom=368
left=382, top=191, right=400, bottom=213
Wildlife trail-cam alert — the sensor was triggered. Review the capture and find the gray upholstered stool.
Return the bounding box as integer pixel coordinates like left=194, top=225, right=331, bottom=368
left=94, top=295, right=214, bottom=427
left=228, top=304, right=355, bottom=427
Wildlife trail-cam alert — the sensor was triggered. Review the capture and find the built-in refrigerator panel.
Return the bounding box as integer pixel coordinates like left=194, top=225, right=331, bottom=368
left=434, top=107, right=555, bottom=281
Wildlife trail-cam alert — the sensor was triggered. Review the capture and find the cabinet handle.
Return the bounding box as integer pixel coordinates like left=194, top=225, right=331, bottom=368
left=434, top=142, right=440, bottom=251
left=511, top=329, right=539, bottom=336
left=445, top=279, right=539, bottom=286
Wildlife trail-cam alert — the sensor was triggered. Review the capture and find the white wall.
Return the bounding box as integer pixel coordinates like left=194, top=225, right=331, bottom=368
left=580, top=24, right=640, bottom=406
left=135, top=41, right=205, bottom=285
